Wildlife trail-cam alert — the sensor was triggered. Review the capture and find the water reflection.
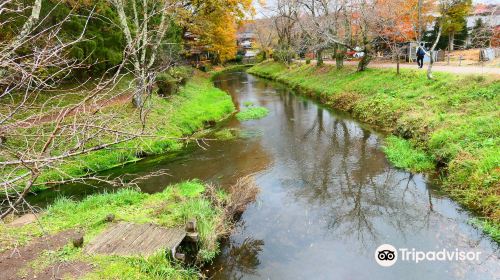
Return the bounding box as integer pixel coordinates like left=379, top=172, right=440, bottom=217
left=208, top=71, right=499, bottom=280
left=210, top=237, right=264, bottom=279
left=26, top=71, right=500, bottom=279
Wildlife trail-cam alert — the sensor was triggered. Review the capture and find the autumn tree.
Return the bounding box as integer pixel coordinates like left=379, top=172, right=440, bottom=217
left=177, top=0, right=253, bottom=64
left=374, top=0, right=433, bottom=74
left=441, top=0, right=471, bottom=51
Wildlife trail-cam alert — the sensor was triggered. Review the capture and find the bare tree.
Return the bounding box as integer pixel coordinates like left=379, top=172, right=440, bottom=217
left=270, top=0, right=300, bottom=64
left=293, top=0, right=376, bottom=71
left=468, top=6, right=498, bottom=48
left=0, top=1, right=179, bottom=218
left=108, top=0, right=179, bottom=108
left=254, top=18, right=278, bottom=60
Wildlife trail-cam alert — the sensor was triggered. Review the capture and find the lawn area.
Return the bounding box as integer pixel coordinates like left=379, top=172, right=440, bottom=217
left=248, top=61, right=499, bottom=238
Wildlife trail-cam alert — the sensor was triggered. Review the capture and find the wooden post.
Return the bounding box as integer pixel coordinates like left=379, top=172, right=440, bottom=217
left=185, top=219, right=197, bottom=232
left=185, top=219, right=199, bottom=242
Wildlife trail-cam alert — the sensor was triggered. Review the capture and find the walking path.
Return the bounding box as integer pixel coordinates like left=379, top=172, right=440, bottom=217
left=302, top=60, right=500, bottom=76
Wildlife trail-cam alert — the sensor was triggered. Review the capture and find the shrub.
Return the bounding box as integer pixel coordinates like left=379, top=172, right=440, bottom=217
left=156, top=73, right=179, bottom=97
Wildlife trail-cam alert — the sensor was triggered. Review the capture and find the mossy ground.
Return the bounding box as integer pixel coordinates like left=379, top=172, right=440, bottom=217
left=248, top=61, right=499, bottom=239
left=0, top=181, right=226, bottom=279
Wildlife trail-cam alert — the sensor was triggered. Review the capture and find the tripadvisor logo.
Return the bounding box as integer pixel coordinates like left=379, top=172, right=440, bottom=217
left=374, top=244, right=481, bottom=267
left=375, top=244, right=397, bottom=267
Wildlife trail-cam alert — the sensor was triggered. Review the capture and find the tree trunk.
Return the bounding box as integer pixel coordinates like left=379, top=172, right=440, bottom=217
left=427, top=50, right=435, bottom=79
left=133, top=76, right=144, bottom=107
left=396, top=53, right=400, bottom=75
left=336, top=44, right=345, bottom=70
left=316, top=50, right=323, bottom=66
left=449, top=31, right=455, bottom=51
left=0, top=0, right=43, bottom=79
left=427, top=23, right=443, bottom=80
left=357, top=46, right=371, bottom=72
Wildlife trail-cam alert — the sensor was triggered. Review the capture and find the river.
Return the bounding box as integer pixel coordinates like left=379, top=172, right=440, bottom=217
left=29, top=70, right=499, bottom=279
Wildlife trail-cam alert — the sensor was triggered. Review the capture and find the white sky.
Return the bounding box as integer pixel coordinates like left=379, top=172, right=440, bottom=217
left=253, top=0, right=499, bottom=18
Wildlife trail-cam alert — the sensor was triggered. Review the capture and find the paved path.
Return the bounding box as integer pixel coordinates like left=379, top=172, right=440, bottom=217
left=302, top=60, right=500, bottom=76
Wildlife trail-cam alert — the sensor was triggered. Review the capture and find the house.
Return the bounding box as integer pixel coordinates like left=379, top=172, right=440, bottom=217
left=237, top=23, right=257, bottom=50
left=467, top=4, right=500, bottom=29
left=182, top=32, right=211, bottom=64
left=236, top=22, right=261, bottom=59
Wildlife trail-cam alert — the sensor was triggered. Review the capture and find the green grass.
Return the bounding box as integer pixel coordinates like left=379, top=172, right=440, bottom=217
left=84, top=252, right=198, bottom=280
left=469, top=218, right=500, bottom=243
left=0, top=181, right=227, bottom=279
left=382, top=136, right=435, bottom=172
left=248, top=61, right=500, bottom=235
left=236, top=106, right=269, bottom=121
left=2, top=72, right=235, bottom=191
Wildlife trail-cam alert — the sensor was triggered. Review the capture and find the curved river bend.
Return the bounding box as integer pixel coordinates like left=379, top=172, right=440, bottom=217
left=31, top=71, right=499, bottom=279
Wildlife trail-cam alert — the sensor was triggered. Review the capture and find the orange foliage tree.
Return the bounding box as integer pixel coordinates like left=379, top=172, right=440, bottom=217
left=178, top=0, right=253, bottom=63
left=374, top=0, right=435, bottom=73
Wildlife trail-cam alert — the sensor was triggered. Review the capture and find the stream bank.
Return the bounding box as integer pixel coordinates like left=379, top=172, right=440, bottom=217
left=247, top=61, right=500, bottom=240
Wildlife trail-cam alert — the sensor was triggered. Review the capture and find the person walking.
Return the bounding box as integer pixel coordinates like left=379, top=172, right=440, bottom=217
left=416, top=43, right=426, bottom=69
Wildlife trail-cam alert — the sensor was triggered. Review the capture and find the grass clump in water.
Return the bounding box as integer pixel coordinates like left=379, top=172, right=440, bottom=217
left=243, top=101, right=254, bottom=107
left=382, top=136, right=435, bottom=172
left=469, top=218, right=500, bottom=243
left=236, top=106, right=269, bottom=121
left=213, top=128, right=238, bottom=140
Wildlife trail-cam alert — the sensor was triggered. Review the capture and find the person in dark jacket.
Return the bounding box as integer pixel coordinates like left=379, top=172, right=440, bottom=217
left=416, top=43, right=426, bottom=68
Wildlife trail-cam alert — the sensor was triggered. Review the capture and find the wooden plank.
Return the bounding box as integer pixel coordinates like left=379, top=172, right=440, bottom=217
left=84, top=222, right=186, bottom=257
left=85, top=223, right=131, bottom=254
left=124, top=223, right=154, bottom=255
left=112, top=223, right=150, bottom=255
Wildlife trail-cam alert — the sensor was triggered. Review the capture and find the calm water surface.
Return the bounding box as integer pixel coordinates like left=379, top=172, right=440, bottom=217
left=30, top=71, right=499, bottom=279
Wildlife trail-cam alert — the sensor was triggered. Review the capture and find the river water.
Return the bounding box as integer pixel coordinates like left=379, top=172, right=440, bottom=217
left=30, top=71, right=499, bottom=279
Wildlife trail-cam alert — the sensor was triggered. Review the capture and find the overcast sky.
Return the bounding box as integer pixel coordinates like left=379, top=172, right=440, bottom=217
left=253, top=0, right=499, bottom=18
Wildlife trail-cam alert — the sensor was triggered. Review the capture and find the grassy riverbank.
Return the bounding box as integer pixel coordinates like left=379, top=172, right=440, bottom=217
left=2, top=72, right=235, bottom=191
left=248, top=61, right=499, bottom=239
left=0, top=180, right=242, bottom=279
